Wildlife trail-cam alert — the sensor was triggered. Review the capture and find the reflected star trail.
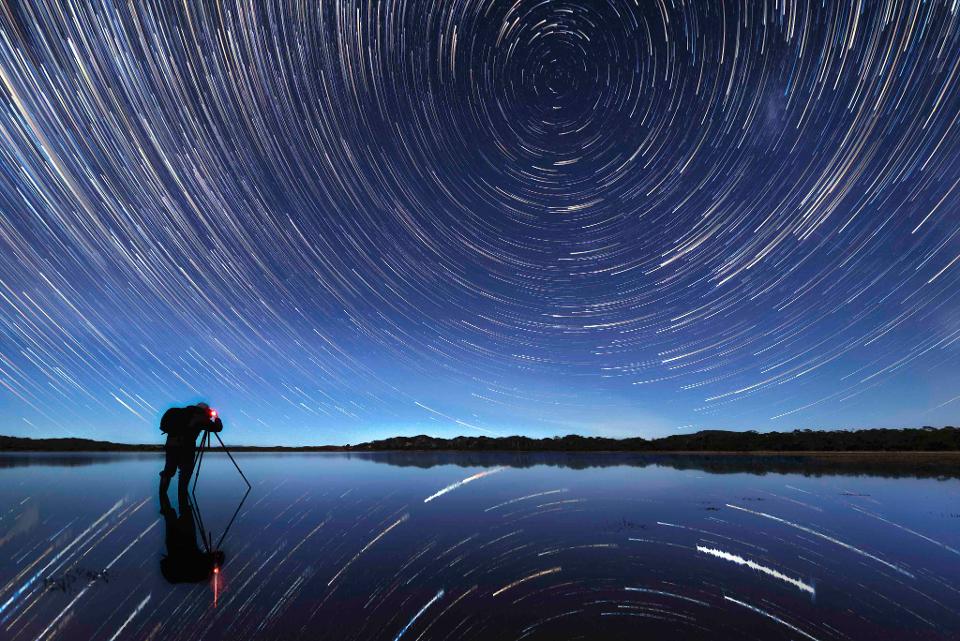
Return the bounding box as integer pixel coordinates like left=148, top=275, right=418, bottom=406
left=1, top=1, right=959, bottom=444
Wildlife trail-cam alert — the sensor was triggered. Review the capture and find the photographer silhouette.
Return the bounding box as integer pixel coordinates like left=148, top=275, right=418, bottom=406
left=159, top=402, right=222, bottom=501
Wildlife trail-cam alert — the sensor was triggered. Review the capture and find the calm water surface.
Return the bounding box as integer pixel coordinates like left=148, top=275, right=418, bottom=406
left=1, top=452, right=958, bottom=640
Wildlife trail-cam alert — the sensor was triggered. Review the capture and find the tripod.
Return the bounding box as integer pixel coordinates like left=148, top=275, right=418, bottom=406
left=189, top=429, right=252, bottom=554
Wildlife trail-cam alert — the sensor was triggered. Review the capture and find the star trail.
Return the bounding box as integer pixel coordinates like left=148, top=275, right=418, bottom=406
left=1, top=0, right=959, bottom=444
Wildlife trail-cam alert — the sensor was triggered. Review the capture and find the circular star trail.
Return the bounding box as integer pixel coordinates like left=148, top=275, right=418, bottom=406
left=1, top=0, right=959, bottom=441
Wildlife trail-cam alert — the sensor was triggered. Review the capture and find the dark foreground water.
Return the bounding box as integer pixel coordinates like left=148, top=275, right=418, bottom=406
left=1, top=452, right=959, bottom=641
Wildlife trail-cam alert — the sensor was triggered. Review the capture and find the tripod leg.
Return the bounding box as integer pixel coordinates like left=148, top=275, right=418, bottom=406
left=215, top=483, right=251, bottom=551
left=213, top=431, right=252, bottom=490
left=210, top=431, right=252, bottom=550
left=190, top=431, right=208, bottom=502
left=192, top=431, right=205, bottom=469
left=189, top=432, right=211, bottom=552
left=190, top=498, right=211, bottom=554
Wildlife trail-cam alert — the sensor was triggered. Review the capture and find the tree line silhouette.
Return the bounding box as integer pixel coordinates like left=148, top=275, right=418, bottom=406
left=351, top=426, right=960, bottom=452
left=2, top=426, right=958, bottom=453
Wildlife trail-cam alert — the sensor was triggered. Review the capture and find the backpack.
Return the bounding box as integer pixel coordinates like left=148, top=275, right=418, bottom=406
left=160, top=407, right=189, bottom=434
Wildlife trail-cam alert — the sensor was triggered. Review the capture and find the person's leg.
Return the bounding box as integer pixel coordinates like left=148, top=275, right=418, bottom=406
left=176, top=448, right=195, bottom=504
left=159, top=449, right=177, bottom=494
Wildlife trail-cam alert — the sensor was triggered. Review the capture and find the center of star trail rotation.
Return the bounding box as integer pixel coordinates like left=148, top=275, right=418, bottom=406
left=0, top=1, right=958, bottom=444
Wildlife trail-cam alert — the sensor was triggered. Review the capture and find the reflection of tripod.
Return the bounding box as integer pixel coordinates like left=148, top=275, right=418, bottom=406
left=189, top=429, right=252, bottom=554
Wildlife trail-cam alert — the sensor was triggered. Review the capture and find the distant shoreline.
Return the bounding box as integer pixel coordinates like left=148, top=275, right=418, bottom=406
left=2, top=426, right=958, bottom=454
left=4, top=450, right=960, bottom=467
left=3, top=444, right=959, bottom=479
left=4, top=448, right=960, bottom=458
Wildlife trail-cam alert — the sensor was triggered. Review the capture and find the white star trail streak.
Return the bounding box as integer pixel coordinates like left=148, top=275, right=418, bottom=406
left=624, top=587, right=710, bottom=607
left=392, top=589, right=444, bottom=641
left=423, top=468, right=505, bottom=503
left=696, top=545, right=815, bottom=595
left=724, top=595, right=823, bottom=641
left=484, top=489, right=567, bottom=512
left=850, top=507, right=960, bottom=557
left=726, top=503, right=915, bottom=578
left=328, top=514, right=409, bottom=586
left=105, top=594, right=151, bottom=641
left=492, top=567, right=562, bottom=597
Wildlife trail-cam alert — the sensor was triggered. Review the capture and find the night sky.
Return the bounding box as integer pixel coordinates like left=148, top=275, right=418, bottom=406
left=1, top=1, right=959, bottom=445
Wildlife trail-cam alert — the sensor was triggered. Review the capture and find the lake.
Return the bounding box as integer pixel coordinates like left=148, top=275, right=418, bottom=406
left=1, top=452, right=958, bottom=640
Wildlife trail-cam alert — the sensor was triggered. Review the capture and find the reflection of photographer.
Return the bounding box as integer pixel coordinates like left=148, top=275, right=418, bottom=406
left=159, top=492, right=224, bottom=583
left=159, top=402, right=222, bottom=500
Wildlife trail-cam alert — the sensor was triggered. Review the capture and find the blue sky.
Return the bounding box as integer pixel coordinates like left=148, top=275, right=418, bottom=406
left=1, top=1, right=959, bottom=445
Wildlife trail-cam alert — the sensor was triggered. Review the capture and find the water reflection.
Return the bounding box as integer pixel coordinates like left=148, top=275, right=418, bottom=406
left=0, top=452, right=958, bottom=640
left=159, top=493, right=223, bottom=584
left=343, top=450, right=960, bottom=479
left=0, top=452, right=159, bottom=468
left=6, top=450, right=957, bottom=479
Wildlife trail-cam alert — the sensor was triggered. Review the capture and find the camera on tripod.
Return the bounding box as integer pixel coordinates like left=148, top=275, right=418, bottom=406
left=190, top=409, right=247, bottom=493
